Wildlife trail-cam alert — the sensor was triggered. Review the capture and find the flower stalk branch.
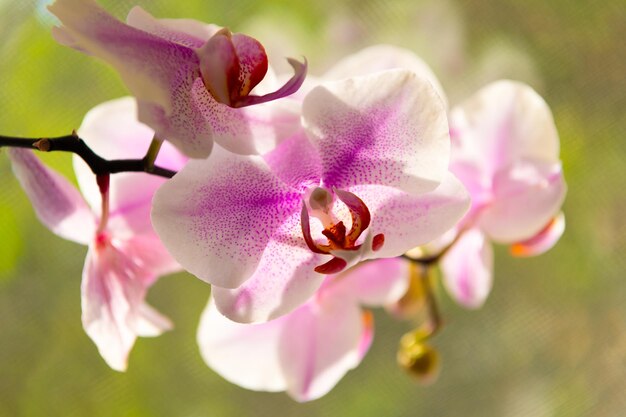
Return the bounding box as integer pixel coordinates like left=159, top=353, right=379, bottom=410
left=0, top=134, right=177, bottom=178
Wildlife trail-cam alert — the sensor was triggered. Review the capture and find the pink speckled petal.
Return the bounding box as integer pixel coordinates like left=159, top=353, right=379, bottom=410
left=449, top=80, right=560, bottom=176
left=279, top=296, right=363, bottom=402
left=345, top=173, right=470, bottom=260
left=323, top=44, right=447, bottom=107
left=198, top=298, right=288, bottom=392
left=325, top=258, right=410, bottom=307
left=441, top=228, right=493, bottom=309
left=49, top=0, right=215, bottom=158
left=126, top=6, right=220, bottom=48
left=211, top=209, right=324, bottom=323
left=302, top=69, right=449, bottom=194
left=510, top=211, right=565, bottom=257
left=263, top=130, right=322, bottom=191
left=74, top=97, right=187, bottom=236
left=479, top=159, right=566, bottom=243
left=8, top=149, right=94, bottom=245
left=189, top=77, right=302, bottom=156
left=152, top=146, right=302, bottom=289
left=81, top=235, right=173, bottom=371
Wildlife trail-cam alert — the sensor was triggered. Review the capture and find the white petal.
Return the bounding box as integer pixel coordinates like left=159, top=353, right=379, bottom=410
left=449, top=80, right=560, bottom=176
left=479, top=159, right=566, bottom=243
left=323, top=44, right=447, bottom=107
left=197, top=298, right=288, bottom=392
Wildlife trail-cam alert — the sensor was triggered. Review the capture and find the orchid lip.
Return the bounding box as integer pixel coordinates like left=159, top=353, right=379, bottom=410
left=300, top=187, right=381, bottom=274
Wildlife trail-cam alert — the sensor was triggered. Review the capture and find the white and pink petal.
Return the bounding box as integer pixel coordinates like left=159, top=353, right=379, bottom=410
left=302, top=69, right=450, bottom=194
left=344, top=173, right=470, bottom=260
left=478, top=159, right=566, bottom=243
left=75, top=97, right=187, bottom=236
left=48, top=0, right=212, bottom=157
left=151, top=146, right=302, bottom=289
left=81, top=235, right=172, bottom=371
left=323, top=44, right=447, bottom=107
left=323, top=258, right=410, bottom=307
left=198, top=299, right=289, bottom=392
left=449, top=80, right=560, bottom=174
left=211, top=210, right=325, bottom=323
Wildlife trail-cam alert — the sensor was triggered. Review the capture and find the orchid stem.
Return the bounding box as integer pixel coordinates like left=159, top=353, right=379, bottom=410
left=143, top=136, right=164, bottom=173
left=420, top=264, right=441, bottom=337
left=0, top=134, right=176, bottom=178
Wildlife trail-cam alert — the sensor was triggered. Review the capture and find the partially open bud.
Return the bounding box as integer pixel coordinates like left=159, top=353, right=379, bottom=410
left=197, top=29, right=307, bottom=108
left=397, top=332, right=441, bottom=384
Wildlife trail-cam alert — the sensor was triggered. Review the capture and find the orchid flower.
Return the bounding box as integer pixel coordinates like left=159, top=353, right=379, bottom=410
left=152, top=68, right=470, bottom=323
left=197, top=258, right=409, bottom=402
left=8, top=97, right=186, bottom=371
left=48, top=0, right=307, bottom=158
left=440, top=81, right=567, bottom=308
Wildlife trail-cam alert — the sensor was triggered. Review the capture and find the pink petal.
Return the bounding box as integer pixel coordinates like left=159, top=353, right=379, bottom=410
left=198, top=294, right=367, bottom=402
left=8, top=149, right=94, bottom=245
left=197, top=298, right=289, bottom=392
left=324, top=258, right=410, bottom=306
left=74, top=97, right=187, bottom=236
left=81, top=235, right=173, bottom=371
left=323, top=44, right=447, bottom=107
left=449, top=80, right=560, bottom=176
left=211, top=209, right=324, bottom=323
left=344, top=173, right=470, bottom=260
left=48, top=0, right=214, bottom=158
left=126, top=6, right=220, bottom=49
left=302, top=69, right=450, bottom=195
left=479, top=159, right=566, bottom=243
left=279, top=296, right=363, bottom=402
left=151, top=146, right=303, bottom=289
left=510, top=211, right=565, bottom=257
left=441, top=228, right=493, bottom=309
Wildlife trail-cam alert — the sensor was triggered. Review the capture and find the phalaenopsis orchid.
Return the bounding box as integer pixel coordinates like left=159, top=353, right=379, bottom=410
left=0, top=0, right=566, bottom=402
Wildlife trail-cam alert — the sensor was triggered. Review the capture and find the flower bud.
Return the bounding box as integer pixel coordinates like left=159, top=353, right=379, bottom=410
left=397, top=332, right=441, bottom=384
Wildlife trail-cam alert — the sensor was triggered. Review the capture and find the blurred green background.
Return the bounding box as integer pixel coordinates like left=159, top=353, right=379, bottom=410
left=0, top=0, right=624, bottom=416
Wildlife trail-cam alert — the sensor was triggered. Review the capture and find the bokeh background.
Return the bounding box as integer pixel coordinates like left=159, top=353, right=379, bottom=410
left=1, top=0, right=624, bottom=416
